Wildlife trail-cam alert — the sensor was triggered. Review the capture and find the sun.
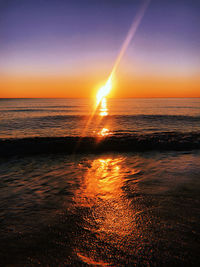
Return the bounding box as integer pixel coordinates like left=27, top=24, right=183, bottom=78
left=96, top=76, right=112, bottom=106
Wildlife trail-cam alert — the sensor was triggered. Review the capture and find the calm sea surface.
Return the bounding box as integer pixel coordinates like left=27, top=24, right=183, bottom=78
left=0, top=98, right=200, bottom=138
left=0, top=98, right=200, bottom=266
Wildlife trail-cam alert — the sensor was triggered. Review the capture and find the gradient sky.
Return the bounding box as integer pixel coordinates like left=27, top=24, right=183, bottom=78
left=0, top=0, right=199, bottom=98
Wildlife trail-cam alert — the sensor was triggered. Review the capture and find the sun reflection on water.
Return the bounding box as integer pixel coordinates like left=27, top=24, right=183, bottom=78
left=99, top=97, right=108, bottom=117
left=97, top=128, right=111, bottom=137
left=93, top=95, right=112, bottom=138
left=76, top=158, right=125, bottom=201
left=74, top=156, right=138, bottom=240
left=74, top=156, right=140, bottom=264
left=97, top=93, right=112, bottom=138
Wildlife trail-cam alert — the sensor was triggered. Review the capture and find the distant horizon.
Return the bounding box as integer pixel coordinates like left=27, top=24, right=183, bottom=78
left=1, top=96, right=200, bottom=99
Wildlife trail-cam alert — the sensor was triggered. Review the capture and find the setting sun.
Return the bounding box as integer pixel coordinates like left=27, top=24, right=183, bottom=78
left=96, top=76, right=112, bottom=107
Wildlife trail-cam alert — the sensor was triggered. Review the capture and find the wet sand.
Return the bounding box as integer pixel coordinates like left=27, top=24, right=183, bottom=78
left=0, top=151, right=199, bottom=266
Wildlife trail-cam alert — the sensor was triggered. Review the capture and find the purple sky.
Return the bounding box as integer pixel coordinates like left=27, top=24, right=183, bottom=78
left=0, top=0, right=199, bottom=78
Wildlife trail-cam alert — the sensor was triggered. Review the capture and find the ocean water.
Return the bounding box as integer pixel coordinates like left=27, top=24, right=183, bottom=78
left=0, top=98, right=200, bottom=138
left=0, top=98, right=200, bottom=266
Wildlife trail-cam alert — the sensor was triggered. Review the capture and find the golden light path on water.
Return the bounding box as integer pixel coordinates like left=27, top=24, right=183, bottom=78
left=73, top=3, right=151, bottom=263
left=74, top=156, right=140, bottom=265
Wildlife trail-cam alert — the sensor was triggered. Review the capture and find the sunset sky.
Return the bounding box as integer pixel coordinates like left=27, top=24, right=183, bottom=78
left=0, top=0, right=199, bottom=98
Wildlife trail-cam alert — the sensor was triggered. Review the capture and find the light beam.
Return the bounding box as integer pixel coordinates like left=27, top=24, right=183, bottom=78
left=77, top=0, right=150, bottom=141
left=96, top=0, right=151, bottom=106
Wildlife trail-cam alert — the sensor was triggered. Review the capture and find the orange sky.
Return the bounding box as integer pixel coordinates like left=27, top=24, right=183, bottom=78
left=0, top=73, right=199, bottom=98
left=1, top=0, right=200, bottom=99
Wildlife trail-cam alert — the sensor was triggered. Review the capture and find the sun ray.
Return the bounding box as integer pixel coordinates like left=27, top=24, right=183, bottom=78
left=95, top=0, right=151, bottom=110
left=75, top=0, right=151, bottom=145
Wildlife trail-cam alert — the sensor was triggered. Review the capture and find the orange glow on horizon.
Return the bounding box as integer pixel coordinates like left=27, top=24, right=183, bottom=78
left=0, top=2, right=199, bottom=99
left=0, top=74, right=199, bottom=98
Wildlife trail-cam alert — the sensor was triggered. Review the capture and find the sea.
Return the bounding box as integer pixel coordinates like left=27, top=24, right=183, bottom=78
left=0, top=98, right=200, bottom=266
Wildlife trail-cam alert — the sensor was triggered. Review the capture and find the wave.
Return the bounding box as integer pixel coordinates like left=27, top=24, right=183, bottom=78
left=0, top=109, right=76, bottom=113
left=0, top=131, right=199, bottom=156
left=11, top=114, right=199, bottom=123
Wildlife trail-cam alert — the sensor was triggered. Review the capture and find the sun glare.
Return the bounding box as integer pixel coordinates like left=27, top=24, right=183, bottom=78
left=98, top=128, right=110, bottom=137
left=84, top=0, right=151, bottom=138
left=96, top=76, right=112, bottom=107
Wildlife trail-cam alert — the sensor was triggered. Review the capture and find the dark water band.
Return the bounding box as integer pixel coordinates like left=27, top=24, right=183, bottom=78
left=0, top=131, right=200, bottom=157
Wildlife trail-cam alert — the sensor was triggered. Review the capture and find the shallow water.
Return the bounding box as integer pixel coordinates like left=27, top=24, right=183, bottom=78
left=0, top=151, right=199, bottom=266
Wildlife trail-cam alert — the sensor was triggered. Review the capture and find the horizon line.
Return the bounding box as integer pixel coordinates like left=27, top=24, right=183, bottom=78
left=0, top=97, right=200, bottom=99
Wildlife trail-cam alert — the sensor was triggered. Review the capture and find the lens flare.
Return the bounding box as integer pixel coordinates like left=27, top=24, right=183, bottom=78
left=109, top=0, right=150, bottom=79
left=96, top=0, right=150, bottom=111
left=75, top=0, right=150, bottom=143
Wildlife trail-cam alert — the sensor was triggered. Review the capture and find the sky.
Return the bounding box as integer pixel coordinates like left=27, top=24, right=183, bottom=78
left=0, top=0, right=199, bottom=98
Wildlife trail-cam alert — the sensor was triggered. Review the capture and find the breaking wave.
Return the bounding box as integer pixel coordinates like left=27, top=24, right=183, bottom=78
left=0, top=131, right=199, bottom=156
